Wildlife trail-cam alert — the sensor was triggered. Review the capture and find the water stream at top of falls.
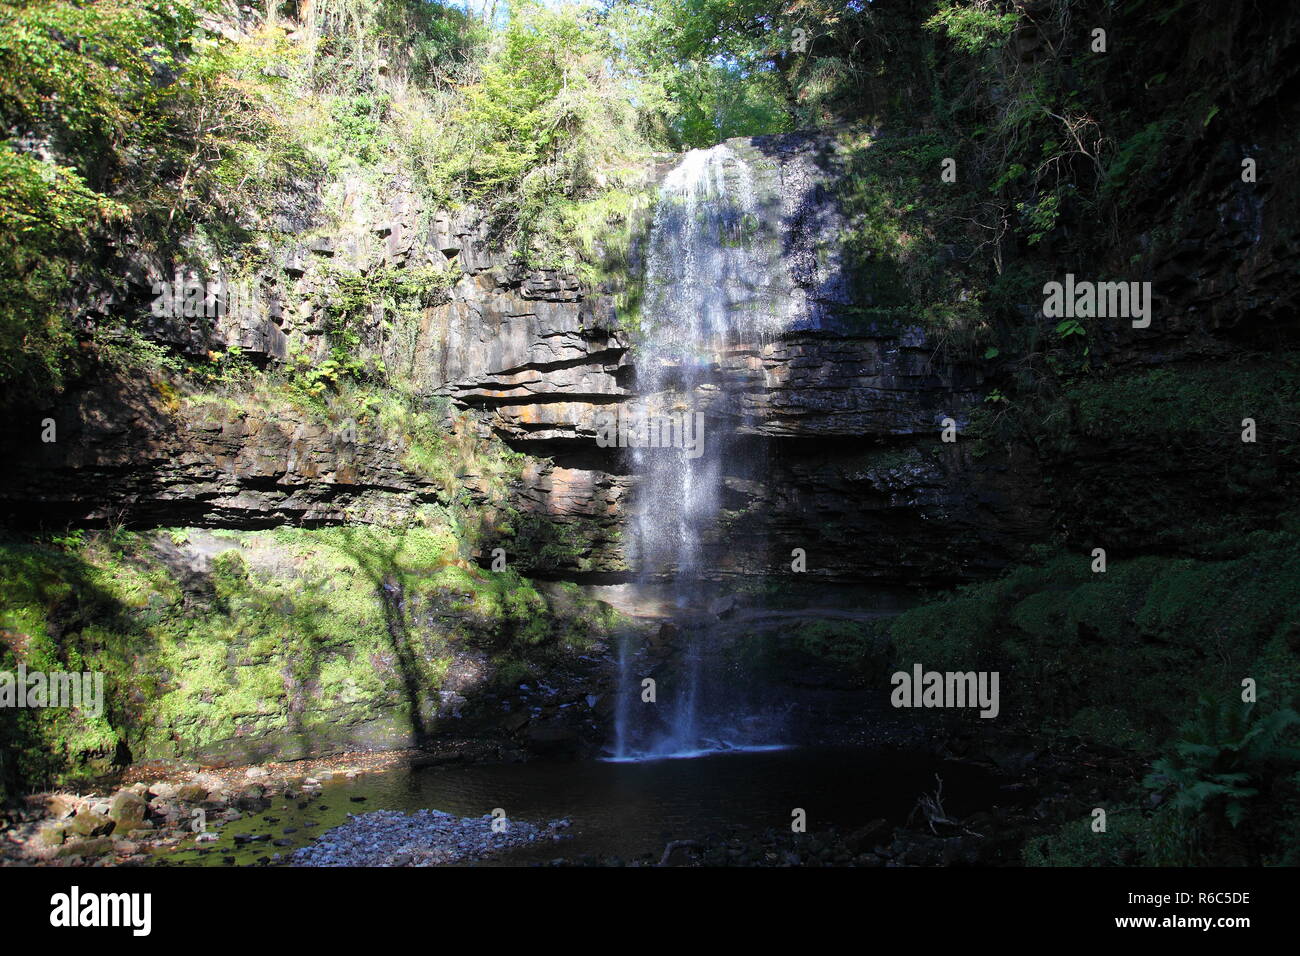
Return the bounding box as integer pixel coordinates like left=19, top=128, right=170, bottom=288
left=609, top=143, right=797, bottom=761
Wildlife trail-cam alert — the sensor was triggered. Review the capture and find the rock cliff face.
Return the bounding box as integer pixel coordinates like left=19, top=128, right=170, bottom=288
left=0, top=130, right=1048, bottom=585
left=2, top=373, right=444, bottom=529
left=415, top=132, right=1048, bottom=582
left=15, top=99, right=1298, bottom=585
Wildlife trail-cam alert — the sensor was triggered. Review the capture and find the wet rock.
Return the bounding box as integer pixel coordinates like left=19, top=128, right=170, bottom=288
left=708, top=595, right=737, bottom=618
left=844, top=818, right=890, bottom=855
left=658, top=840, right=702, bottom=867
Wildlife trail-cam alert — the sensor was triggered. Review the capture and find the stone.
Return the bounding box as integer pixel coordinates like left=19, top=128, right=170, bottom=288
left=234, top=784, right=267, bottom=810
left=708, top=595, right=737, bottom=618
left=45, top=794, right=79, bottom=819
left=57, top=837, right=114, bottom=858
left=177, top=783, right=208, bottom=803
left=37, top=825, right=66, bottom=847
left=844, top=819, right=891, bottom=855
left=108, top=790, right=148, bottom=830
left=68, top=808, right=114, bottom=838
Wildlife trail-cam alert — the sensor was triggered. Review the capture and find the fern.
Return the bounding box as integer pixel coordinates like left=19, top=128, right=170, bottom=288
left=1145, top=695, right=1300, bottom=833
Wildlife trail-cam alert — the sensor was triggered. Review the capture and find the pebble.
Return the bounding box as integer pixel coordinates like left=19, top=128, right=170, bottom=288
left=290, top=810, right=570, bottom=866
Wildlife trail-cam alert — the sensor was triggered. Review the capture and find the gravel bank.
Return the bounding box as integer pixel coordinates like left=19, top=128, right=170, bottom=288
left=290, top=809, right=572, bottom=866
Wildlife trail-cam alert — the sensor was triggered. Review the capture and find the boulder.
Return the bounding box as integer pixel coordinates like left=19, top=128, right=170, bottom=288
left=68, top=808, right=114, bottom=838
left=108, top=790, right=148, bottom=831
left=176, top=783, right=209, bottom=803
left=44, top=794, right=79, bottom=819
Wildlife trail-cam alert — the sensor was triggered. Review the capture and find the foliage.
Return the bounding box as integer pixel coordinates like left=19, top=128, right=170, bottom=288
left=0, top=0, right=195, bottom=155
left=608, top=0, right=886, bottom=147
left=0, top=0, right=304, bottom=406
left=924, top=0, right=1018, bottom=55
left=833, top=128, right=993, bottom=354
left=1142, top=696, right=1300, bottom=863
left=889, top=528, right=1300, bottom=751
left=395, top=1, right=659, bottom=262
left=0, top=146, right=126, bottom=402
left=302, top=0, right=487, bottom=93
left=1022, top=812, right=1148, bottom=867
left=0, top=519, right=618, bottom=791
left=790, top=619, right=886, bottom=673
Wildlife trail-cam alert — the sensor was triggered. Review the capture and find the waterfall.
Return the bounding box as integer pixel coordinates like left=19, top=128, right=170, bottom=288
left=608, top=143, right=796, bottom=761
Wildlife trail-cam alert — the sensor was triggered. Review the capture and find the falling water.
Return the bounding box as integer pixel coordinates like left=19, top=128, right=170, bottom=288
left=609, top=143, right=797, bottom=761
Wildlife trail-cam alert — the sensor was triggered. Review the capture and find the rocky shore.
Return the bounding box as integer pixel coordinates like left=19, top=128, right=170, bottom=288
left=290, top=809, right=572, bottom=866
left=0, top=729, right=1146, bottom=868
left=0, top=750, right=417, bottom=866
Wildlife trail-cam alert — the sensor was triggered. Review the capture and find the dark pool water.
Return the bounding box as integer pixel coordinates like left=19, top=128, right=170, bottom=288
left=154, top=747, right=1012, bottom=866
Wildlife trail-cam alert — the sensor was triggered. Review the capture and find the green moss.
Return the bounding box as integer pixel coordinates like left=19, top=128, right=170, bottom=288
left=1023, top=812, right=1149, bottom=867
left=889, top=530, right=1300, bottom=751
left=790, top=619, right=887, bottom=672
left=0, top=519, right=621, bottom=791
left=831, top=128, right=996, bottom=353
left=1064, top=361, right=1300, bottom=441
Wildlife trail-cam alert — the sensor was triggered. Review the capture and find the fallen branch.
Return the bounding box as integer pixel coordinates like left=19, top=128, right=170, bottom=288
left=909, top=774, right=984, bottom=838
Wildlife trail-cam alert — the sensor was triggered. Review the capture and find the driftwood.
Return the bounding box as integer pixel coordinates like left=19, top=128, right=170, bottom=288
left=909, top=774, right=984, bottom=838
